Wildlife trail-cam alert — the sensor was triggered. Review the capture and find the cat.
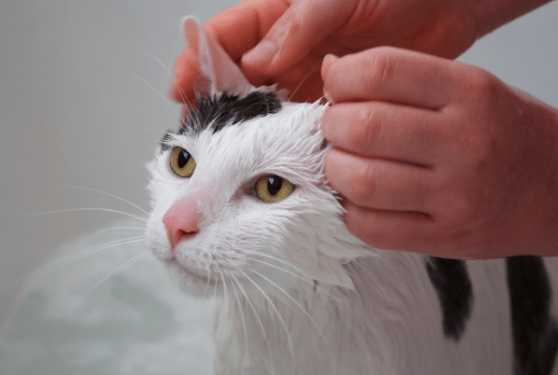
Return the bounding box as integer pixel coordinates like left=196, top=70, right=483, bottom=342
left=145, top=17, right=558, bottom=375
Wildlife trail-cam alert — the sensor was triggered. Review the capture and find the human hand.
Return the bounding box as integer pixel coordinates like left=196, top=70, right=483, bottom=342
left=321, top=47, right=558, bottom=258
left=171, top=0, right=480, bottom=104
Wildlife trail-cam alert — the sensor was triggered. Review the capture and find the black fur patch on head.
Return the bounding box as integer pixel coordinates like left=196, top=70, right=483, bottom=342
left=180, top=91, right=282, bottom=135
left=160, top=132, right=173, bottom=152
left=426, top=257, right=473, bottom=341
left=506, top=256, right=558, bottom=375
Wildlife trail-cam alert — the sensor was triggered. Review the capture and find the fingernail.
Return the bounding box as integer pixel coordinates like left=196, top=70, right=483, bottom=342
left=323, top=90, right=334, bottom=104
left=243, top=41, right=277, bottom=67
left=321, top=54, right=338, bottom=78
left=322, top=54, right=338, bottom=103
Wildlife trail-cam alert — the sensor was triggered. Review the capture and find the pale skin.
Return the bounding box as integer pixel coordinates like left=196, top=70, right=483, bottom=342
left=170, top=0, right=558, bottom=259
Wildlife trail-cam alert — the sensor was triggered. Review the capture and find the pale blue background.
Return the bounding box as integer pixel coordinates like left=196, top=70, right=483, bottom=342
left=0, top=1, right=557, bottom=373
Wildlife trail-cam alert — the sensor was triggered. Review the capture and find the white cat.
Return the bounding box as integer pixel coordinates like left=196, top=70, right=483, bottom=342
left=145, top=17, right=558, bottom=375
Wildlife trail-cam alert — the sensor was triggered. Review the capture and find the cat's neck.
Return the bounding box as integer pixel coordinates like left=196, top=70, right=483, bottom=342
left=214, top=251, right=434, bottom=374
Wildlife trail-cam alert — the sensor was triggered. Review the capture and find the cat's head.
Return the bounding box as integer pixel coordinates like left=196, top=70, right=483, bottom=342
left=145, top=17, right=371, bottom=298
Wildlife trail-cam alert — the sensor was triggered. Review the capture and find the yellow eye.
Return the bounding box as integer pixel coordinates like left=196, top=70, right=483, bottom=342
left=254, top=175, right=295, bottom=202
left=170, top=147, right=196, bottom=177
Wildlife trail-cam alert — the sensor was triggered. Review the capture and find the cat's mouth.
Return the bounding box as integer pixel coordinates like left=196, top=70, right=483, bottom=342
left=165, top=258, right=219, bottom=287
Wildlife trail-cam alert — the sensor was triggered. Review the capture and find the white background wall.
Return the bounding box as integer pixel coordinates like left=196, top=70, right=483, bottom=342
left=1, top=0, right=557, bottom=328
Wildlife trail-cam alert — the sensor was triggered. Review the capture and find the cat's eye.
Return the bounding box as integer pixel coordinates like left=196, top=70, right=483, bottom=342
left=254, top=175, right=294, bottom=202
left=170, top=147, right=196, bottom=177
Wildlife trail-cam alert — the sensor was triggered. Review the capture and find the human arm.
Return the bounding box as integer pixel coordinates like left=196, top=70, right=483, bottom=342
left=171, top=0, right=555, bottom=104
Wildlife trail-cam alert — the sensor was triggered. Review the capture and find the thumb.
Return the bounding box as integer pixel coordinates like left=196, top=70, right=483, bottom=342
left=241, top=0, right=355, bottom=80
left=169, top=49, right=200, bottom=105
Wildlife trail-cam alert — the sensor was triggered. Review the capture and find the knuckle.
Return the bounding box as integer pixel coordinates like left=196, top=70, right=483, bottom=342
left=455, top=134, right=493, bottom=175
left=465, top=67, right=499, bottom=102
left=447, top=195, right=475, bottom=223
left=361, top=106, right=382, bottom=151
left=361, top=47, right=396, bottom=90
left=350, top=162, right=376, bottom=203
left=435, top=182, right=480, bottom=232
left=349, top=106, right=381, bottom=152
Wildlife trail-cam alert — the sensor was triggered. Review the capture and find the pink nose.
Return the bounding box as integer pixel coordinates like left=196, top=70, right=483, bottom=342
left=162, top=193, right=202, bottom=250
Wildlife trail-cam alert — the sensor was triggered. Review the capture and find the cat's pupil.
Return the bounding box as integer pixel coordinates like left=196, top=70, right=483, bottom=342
left=267, top=176, right=283, bottom=196
left=177, top=150, right=190, bottom=168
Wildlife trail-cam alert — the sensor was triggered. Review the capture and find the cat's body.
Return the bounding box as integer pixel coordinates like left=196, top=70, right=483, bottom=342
left=216, top=254, right=558, bottom=375
left=146, top=92, right=558, bottom=375
left=145, top=17, right=558, bottom=375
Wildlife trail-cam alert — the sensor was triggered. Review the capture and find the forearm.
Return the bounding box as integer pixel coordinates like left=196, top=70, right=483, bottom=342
left=466, top=0, right=554, bottom=37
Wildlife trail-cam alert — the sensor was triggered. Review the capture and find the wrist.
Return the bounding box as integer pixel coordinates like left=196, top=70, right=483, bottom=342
left=529, top=96, right=558, bottom=256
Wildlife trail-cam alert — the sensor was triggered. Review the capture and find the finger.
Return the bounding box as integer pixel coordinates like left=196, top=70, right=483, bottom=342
left=270, top=53, right=324, bottom=102
left=324, top=148, right=435, bottom=213
left=321, top=101, right=447, bottom=166
left=343, top=201, right=491, bottom=258
left=322, top=47, right=459, bottom=109
left=343, top=201, right=436, bottom=253
left=170, top=50, right=200, bottom=104
left=241, top=0, right=355, bottom=81
left=205, top=0, right=289, bottom=61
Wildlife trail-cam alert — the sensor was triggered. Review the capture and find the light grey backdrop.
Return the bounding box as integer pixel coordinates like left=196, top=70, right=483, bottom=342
left=1, top=0, right=557, bottom=328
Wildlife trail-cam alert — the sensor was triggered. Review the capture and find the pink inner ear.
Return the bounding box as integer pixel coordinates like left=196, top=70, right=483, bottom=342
left=182, top=16, right=254, bottom=97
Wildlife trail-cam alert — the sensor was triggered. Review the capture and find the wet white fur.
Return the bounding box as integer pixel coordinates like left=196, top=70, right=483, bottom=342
left=145, top=99, right=558, bottom=374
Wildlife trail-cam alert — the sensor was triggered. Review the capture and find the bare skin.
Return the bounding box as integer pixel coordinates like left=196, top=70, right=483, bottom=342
left=171, top=0, right=558, bottom=258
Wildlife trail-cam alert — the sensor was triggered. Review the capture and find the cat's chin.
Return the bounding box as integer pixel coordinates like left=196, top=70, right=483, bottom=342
left=164, top=258, right=220, bottom=298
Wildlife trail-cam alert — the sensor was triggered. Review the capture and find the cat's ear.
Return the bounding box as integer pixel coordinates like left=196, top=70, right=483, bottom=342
left=182, top=16, right=254, bottom=97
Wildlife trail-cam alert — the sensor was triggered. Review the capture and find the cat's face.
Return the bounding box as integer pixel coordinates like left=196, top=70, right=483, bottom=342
left=146, top=95, right=368, bottom=298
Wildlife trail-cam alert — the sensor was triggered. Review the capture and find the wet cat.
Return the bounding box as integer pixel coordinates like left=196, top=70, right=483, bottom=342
left=145, top=17, right=558, bottom=375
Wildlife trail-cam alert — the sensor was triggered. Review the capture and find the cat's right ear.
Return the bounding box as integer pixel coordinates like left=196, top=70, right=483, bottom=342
left=182, top=16, right=254, bottom=98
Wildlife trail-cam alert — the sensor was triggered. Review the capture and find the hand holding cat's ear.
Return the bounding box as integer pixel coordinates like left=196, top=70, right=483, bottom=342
left=171, top=16, right=255, bottom=107
left=171, top=0, right=482, bottom=103
left=321, top=47, right=558, bottom=258
left=170, top=1, right=287, bottom=104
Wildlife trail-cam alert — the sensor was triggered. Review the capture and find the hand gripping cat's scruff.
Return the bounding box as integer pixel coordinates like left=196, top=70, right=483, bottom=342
left=146, top=17, right=558, bottom=375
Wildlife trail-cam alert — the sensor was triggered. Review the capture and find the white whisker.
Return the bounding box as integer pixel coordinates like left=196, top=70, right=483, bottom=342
left=172, top=78, right=198, bottom=125
left=3, top=235, right=146, bottom=292
left=288, top=66, right=319, bottom=102
left=131, top=73, right=175, bottom=110
left=5, top=208, right=147, bottom=223
left=239, top=249, right=330, bottom=293
left=230, top=278, right=249, bottom=359
left=43, top=235, right=146, bottom=273
left=238, top=249, right=310, bottom=278
left=237, top=268, right=295, bottom=372
left=229, top=271, right=273, bottom=371
left=78, top=249, right=149, bottom=304
left=212, top=265, right=220, bottom=307
left=216, top=266, right=230, bottom=343
left=229, top=272, right=268, bottom=342
left=352, top=259, right=389, bottom=299
left=138, top=50, right=172, bottom=76
left=247, top=257, right=327, bottom=292
left=57, top=184, right=149, bottom=215
left=250, top=269, right=337, bottom=372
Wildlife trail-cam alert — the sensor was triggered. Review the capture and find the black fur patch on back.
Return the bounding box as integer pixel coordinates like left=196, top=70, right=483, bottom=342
left=506, top=256, right=558, bottom=375
left=426, top=257, right=473, bottom=341
left=180, top=91, right=282, bottom=135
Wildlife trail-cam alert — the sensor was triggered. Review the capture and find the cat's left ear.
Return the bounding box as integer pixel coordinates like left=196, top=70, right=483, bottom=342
left=182, top=16, right=254, bottom=97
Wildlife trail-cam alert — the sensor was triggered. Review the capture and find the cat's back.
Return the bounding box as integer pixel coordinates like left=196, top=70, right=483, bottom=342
left=346, top=252, right=558, bottom=375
